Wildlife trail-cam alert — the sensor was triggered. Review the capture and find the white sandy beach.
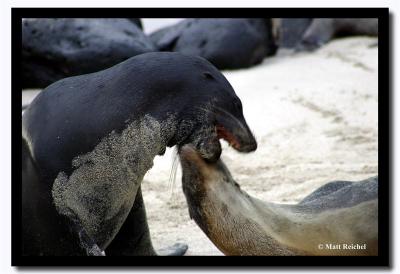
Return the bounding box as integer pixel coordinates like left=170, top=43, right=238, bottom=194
left=141, top=37, right=378, bottom=255
left=22, top=37, right=378, bottom=256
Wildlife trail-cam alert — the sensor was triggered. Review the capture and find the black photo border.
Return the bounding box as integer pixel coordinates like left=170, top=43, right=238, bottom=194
left=12, top=8, right=390, bottom=268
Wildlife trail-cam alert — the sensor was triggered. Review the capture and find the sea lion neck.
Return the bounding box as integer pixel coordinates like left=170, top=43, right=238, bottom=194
left=180, top=148, right=378, bottom=255
left=179, top=146, right=293, bottom=255
left=52, top=115, right=176, bottom=249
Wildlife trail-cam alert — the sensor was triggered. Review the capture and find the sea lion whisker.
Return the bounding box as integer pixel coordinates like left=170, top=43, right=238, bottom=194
left=168, top=147, right=180, bottom=195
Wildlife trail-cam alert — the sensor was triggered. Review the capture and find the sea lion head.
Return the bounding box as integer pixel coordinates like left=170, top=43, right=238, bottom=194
left=178, top=144, right=239, bottom=234
left=152, top=53, right=257, bottom=162
left=178, top=145, right=236, bottom=191
left=180, top=93, right=258, bottom=163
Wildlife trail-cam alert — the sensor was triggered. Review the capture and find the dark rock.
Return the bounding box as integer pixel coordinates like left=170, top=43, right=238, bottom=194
left=150, top=18, right=277, bottom=70
left=22, top=18, right=156, bottom=89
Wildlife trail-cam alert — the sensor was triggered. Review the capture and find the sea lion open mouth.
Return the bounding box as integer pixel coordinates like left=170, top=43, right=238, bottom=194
left=216, top=124, right=241, bottom=150
left=184, top=106, right=257, bottom=163
left=187, top=123, right=256, bottom=163
left=213, top=106, right=257, bottom=153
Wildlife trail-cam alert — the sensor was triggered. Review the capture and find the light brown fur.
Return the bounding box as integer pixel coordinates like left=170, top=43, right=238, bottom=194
left=180, top=146, right=378, bottom=256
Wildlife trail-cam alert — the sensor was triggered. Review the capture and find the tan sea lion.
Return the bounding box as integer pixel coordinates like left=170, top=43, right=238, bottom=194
left=179, top=145, right=378, bottom=256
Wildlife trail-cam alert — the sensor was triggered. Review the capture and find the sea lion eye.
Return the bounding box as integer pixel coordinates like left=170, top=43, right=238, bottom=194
left=203, top=72, right=214, bottom=80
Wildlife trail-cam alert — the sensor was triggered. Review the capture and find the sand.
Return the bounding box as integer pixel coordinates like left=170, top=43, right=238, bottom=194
left=21, top=37, right=378, bottom=256
left=142, top=18, right=183, bottom=34
left=141, top=37, right=378, bottom=255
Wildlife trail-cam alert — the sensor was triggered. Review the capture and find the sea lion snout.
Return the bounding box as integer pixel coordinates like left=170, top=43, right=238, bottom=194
left=179, top=145, right=212, bottom=174
left=192, top=113, right=257, bottom=163
left=179, top=145, right=223, bottom=187
left=193, top=133, right=222, bottom=163
left=179, top=145, right=234, bottom=187
left=186, top=101, right=257, bottom=163
left=215, top=109, right=257, bottom=153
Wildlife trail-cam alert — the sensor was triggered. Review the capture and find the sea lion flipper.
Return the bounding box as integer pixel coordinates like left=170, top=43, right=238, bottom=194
left=299, top=180, right=353, bottom=204
left=69, top=219, right=106, bottom=256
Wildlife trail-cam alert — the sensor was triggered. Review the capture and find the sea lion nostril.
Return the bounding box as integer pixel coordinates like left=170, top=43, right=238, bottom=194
left=247, top=140, right=258, bottom=151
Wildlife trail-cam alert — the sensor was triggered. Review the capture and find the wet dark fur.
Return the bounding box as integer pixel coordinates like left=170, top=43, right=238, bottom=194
left=22, top=18, right=155, bottom=88
left=150, top=18, right=277, bottom=70
left=22, top=52, right=256, bottom=256
left=296, top=18, right=378, bottom=51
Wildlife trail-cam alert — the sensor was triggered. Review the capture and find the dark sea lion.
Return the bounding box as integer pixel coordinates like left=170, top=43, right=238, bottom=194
left=22, top=52, right=257, bottom=256
left=179, top=146, right=378, bottom=256
left=150, top=18, right=277, bottom=70
left=296, top=18, right=378, bottom=51
left=22, top=18, right=156, bottom=89
left=274, top=18, right=313, bottom=48
left=128, top=18, right=143, bottom=30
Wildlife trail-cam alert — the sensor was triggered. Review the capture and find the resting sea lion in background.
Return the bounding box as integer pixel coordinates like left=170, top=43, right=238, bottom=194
left=296, top=18, right=378, bottom=51
left=22, top=18, right=156, bottom=89
left=150, top=18, right=277, bottom=70
left=179, top=145, right=378, bottom=256
left=128, top=18, right=143, bottom=30
left=274, top=18, right=313, bottom=48
left=21, top=52, right=257, bottom=256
